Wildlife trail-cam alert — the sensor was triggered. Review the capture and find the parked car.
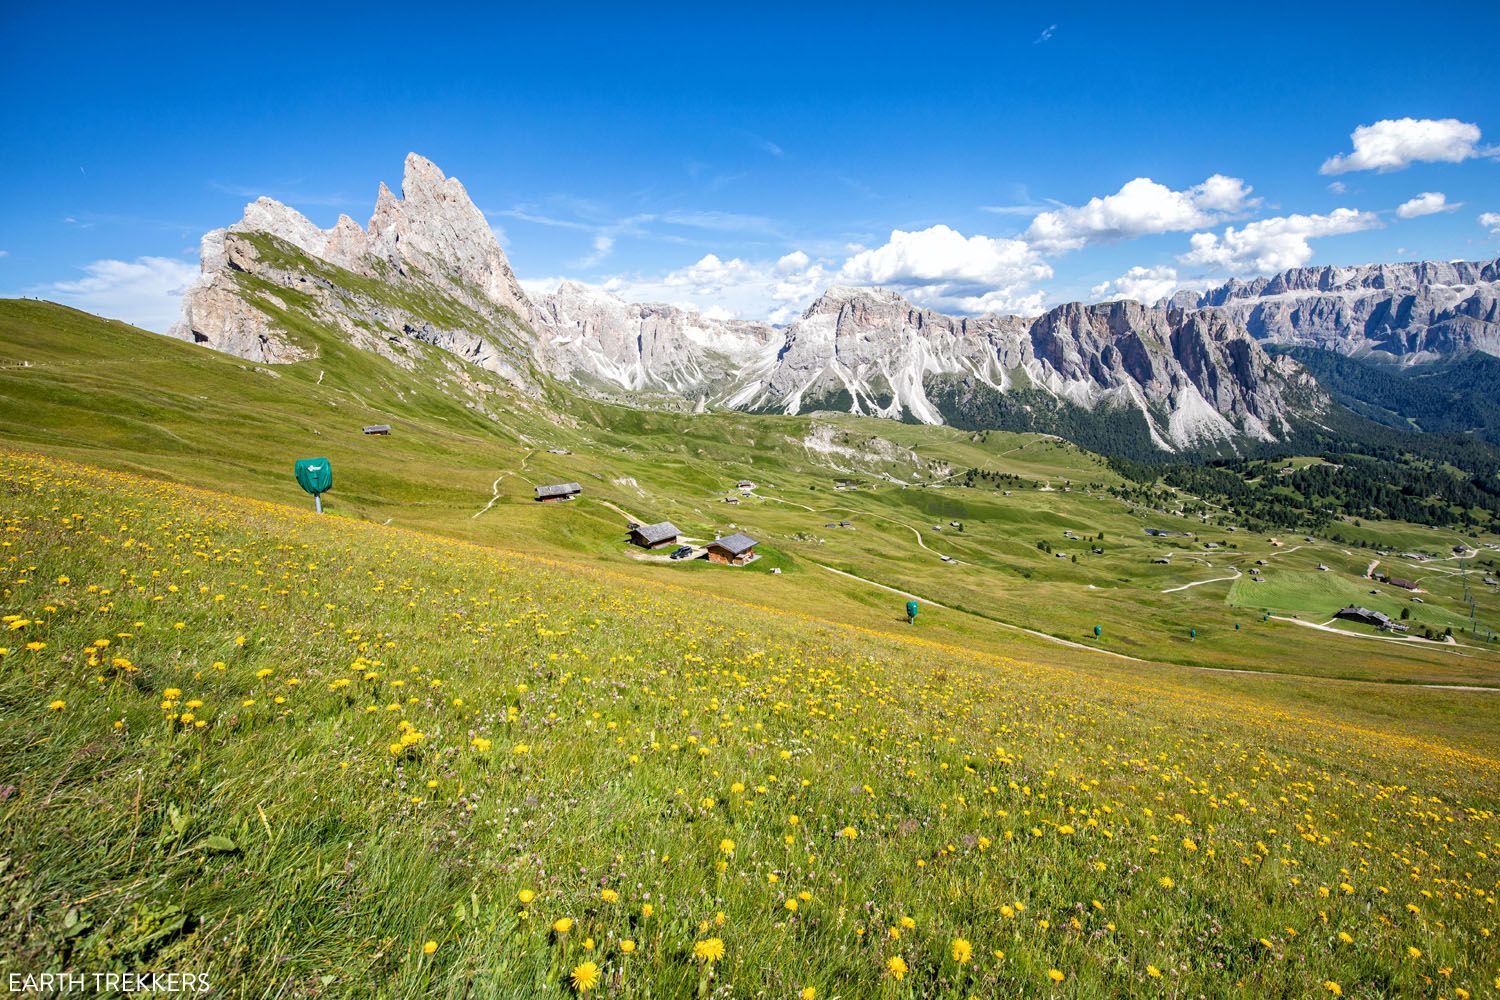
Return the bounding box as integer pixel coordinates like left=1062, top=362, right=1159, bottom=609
left=669, top=546, right=695, bottom=561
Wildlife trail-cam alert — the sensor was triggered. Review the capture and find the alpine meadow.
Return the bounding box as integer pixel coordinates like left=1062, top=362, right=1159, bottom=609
left=4, top=5, right=1500, bottom=998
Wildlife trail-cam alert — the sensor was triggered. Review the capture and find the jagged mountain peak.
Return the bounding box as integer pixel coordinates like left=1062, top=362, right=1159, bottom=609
left=169, top=153, right=1323, bottom=455
left=1184, top=256, right=1500, bottom=363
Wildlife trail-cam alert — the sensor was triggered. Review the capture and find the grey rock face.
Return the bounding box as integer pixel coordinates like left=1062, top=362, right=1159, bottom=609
left=724, top=287, right=1318, bottom=451
left=168, top=152, right=1323, bottom=453
left=1185, top=258, right=1500, bottom=362
left=530, top=281, right=778, bottom=394
left=171, top=153, right=536, bottom=389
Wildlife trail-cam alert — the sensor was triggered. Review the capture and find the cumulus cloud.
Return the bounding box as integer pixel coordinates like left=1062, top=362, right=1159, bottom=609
left=1023, top=175, right=1257, bottom=252
left=1321, top=117, right=1489, bottom=174
left=838, top=224, right=1052, bottom=314
left=1396, top=191, right=1460, bottom=219
left=1178, top=209, right=1380, bottom=275
left=1481, top=212, right=1500, bottom=237
left=31, top=256, right=197, bottom=332
left=580, top=250, right=832, bottom=325
left=1089, top=265, right=1180, bottom=304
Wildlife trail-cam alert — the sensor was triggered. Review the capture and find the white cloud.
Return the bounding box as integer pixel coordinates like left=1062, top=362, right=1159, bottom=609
left=1326, top=181, right=1347, bottom=194
left=591, top=250, right=832, bottom=325
left=1178, top=208, right=1380, bottom=275
left=1395, top=191, right=1460, bottom=219
left=1089, top=265, right=1180, bottom=304
left=1321, top=117, right=1489, bottom=174
left=838, top=224, right=1052, bottom=314
left=1034, top=23, right=1056, bottom=43
left=32, top=256, right=197, bottom=332
left=1481, top=212, right=1500, bottom=237
left=1024, top=175, right=1257, bottom=252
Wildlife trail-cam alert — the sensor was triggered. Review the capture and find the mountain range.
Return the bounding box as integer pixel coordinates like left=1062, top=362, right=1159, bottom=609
left=170, top=153, right=1499, bottom=458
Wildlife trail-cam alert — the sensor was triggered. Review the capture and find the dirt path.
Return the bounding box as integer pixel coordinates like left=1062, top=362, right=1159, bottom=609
left=470, top=450, right=535, bottom=519
left=814, top=564, right=1145, bottom=662
left=1162, top=566, right=1242, bottom=593
left=596, top=498, right=646, bottom=525
left=1366, top=559, right=1380, bottom=579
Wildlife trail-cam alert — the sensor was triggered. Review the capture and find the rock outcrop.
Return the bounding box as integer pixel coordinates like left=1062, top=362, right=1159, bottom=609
left=169, top=152, right=1323, bottom=453
left=172, top=154, right=536, bottom=388
left=1182, top=258, right=1500, bottom=362
left=530, top=281, right=778, bottom=395
left=722, top=287, right=1319, bottom=451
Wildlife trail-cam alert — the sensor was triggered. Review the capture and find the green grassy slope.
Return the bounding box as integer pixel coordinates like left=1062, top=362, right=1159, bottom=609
left=2, top=453, right=1497, bottom=998
left=3, top=298, right=1498, bottom=690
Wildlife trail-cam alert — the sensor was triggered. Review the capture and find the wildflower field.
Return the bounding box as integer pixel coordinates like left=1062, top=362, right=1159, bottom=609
left=2, top=451, right=1497, bottom=998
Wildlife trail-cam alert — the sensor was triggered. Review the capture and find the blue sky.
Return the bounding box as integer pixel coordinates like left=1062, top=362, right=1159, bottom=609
left=3, top=1, right=1498, bottom=330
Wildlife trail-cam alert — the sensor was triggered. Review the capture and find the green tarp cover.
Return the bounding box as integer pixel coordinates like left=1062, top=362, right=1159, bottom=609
left=294, top=458, right=332, bottom=496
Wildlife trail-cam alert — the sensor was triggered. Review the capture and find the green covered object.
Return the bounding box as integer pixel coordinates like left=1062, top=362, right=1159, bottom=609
left=294, top=458, right=333, bottom=496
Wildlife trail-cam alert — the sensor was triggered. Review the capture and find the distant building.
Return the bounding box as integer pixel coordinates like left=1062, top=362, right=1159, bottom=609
left=737, top=480, right=755, bottom=492
left=535, top=482, right=582, bottom=503
left=706, top=532, right=758, bottom=566
left=1335, top=606, right=1396, bottom=630
left=362, top=424, right=391, bottom=435
left=629, top=521, right=680, bottom=549
left=1387, top=577, right=1420, bottom=591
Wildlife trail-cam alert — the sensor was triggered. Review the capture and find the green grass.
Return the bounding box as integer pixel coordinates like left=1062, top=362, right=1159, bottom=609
left=2, top=453, right=1498, bottom=999
left=3, top=297, right=1498, bottom=693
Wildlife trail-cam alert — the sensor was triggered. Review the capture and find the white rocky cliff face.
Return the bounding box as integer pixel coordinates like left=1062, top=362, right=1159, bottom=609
left=1179, top=258, right=1500, bottom=362
left=529, top=281, right=779, bottom=395
left=726, top=288, right=1318, bottom=452
left=172, top=153, right=535, bottom=385
left=170, top=152, right=1322, bottom=453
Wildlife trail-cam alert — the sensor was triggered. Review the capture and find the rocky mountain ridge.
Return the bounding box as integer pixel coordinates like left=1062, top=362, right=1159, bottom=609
left=1176, top=258, right=1500, bottom=362
left=172, top=152, right=1330, bottom=454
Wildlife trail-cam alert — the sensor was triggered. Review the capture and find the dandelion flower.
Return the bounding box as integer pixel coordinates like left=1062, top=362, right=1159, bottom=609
left=600, top=888, right=619, bottom=904
left=1147, top=965, right=1162, bottom=978
left=619, top=939, right=636, bottom=954
left=886, top=956, right=907, bottom=980
left=1048, top=969, right=1066, bottom=983
left=693, top=937, right=725, bottom=963
left=422, top=940, right=438, bottom=955
left=570, top=961, right=600, bottom=993
left=801, top=989, right=816, bottom=1000
left=48, top=699, right=65, bottom=711
left=553, top=917, right=574, bottom=935
left=719, top=838, right=735, bottom=855
left=951, top=938, right=972, bottom=964
left=518, top=889, right=536, bottom=905
left=1324, top=983, right=1342, bottom=996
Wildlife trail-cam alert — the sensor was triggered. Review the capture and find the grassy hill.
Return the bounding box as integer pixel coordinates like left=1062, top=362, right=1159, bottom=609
left=3, top=299, right=1497, bottom=691
left=3, top=451, right=1498, bottom=998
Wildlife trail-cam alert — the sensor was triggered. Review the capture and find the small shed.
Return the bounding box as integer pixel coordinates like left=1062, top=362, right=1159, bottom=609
left=363, top=424, right=391, bottom=435
left=1335, top=606, right=1393, bottom=629
left=706, top=532, right=758, bottom=566
left=535, top=482, right=582, bottom=503
left=629, top=521, right=681, bottom=549
left=1387, top=577, right=1420, bottom=591
left=737, top=480, right=755, bottom=492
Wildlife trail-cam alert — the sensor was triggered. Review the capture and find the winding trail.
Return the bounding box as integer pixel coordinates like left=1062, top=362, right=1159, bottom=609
left=1162, top=566, right=1242, bottom=593
left=814, top=564, right=1145, bottom=662
left=470, top=450, right=534, bottom=519
left=1366, top=559, right=1380, bottom=579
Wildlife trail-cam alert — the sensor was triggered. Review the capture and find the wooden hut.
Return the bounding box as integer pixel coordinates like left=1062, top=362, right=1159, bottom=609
left=535, top=482, right=582, bottom=503
left=706, top=532, right=757, bottom=566
left=362, top=424, right=392, bottom=435
left=629, top=521, right=680, bottom=549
